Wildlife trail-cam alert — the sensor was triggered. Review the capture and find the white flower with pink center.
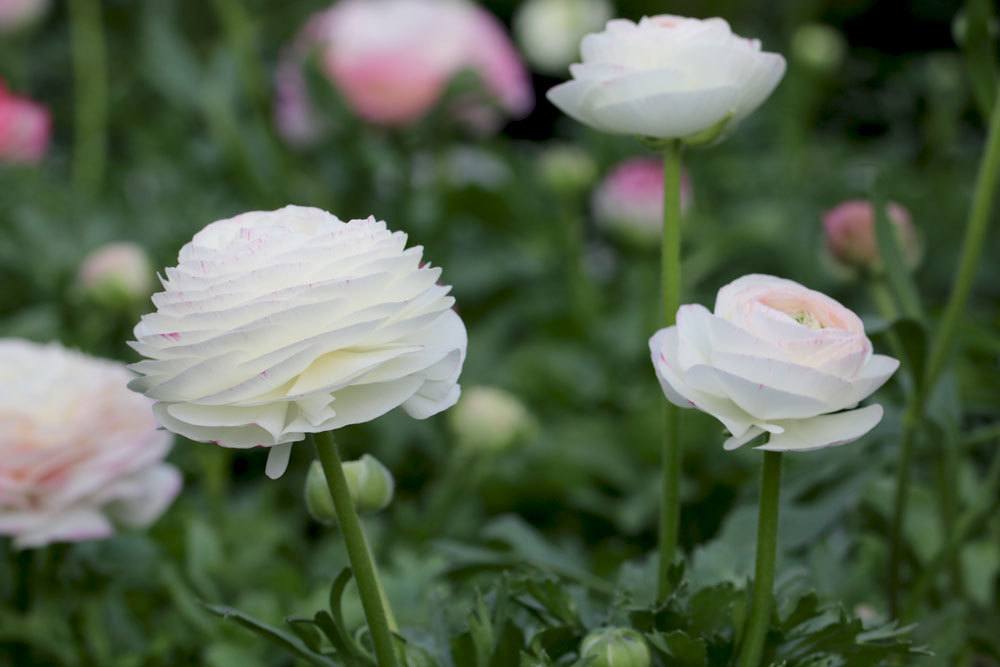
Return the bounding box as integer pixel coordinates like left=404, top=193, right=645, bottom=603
left=650, top=274, right=899, bottom=451
left=0, top=340, right=180, bottom=549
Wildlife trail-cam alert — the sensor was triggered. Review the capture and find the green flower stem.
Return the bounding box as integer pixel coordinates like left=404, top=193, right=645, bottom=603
left=313, top=432, right=399, bottom=666
left=738, top=451, right=783, bottom=667
left=657, top=140, right=684, bottom=601
left=889, top=83, right=1000, bottom=616
left=923, top=84, right=1000, bottom=391
left=69, top=0, right=108, bottom=197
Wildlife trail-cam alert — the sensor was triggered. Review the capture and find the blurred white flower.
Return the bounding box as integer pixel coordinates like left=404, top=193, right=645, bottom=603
left=514, top=0, right=612, bottom=75
left=448, top=385, right=534, bottom=452
left=537, top=143, right=598, bottom=194
left=128, top=206, right=467, bottom=479
left=547, top=15, right=785, bottom=141
left=650, top=274, right=898, bottom=452
left=0, top=0, right=48, bottom=33
left=79, top=242, right=155, bottom=304
left=0, top=339, right=179, bottom=549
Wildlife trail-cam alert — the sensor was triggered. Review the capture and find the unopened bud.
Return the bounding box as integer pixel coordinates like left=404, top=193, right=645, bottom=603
left=580, top=628, right=650, bottom=667
left=538, top=144, right=598, bottom=194
left=593, top=158, right=692, bottom=248
left=448, top=386, right=534, bottom=452
left=305, top=455, right=395, bottom=525
left=791, top=23, right=846, bottom=75
left=823, top=200, right=921, bottom=275
left=78, top=242, right=154, bottom=305
left=514, top=0, right=612, bottom=75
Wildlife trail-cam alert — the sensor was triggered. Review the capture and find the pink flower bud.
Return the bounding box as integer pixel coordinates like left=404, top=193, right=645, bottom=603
left=79, top=242, right=154, bottom=303
left=275, top=0, right=532, bottom=140
left=592, top=158, right=692, bottom=246
left=823, top=200, right=921, bottom=273
left=0, top=0, right=49, bottom=33
left=0, top=81, right=50, bottom=164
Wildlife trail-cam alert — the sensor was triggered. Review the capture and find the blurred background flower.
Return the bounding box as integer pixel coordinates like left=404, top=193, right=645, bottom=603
left=0, top=339, right=179, bottom=549
left=592, top=157, right=692, bottom=247
left=514, top=0, right=612, bottom=75
left=823, top=199, right=922, bottom=275
left=0, top=0, right=48, bottom=34
left=0, top=80, right=49, bottom=164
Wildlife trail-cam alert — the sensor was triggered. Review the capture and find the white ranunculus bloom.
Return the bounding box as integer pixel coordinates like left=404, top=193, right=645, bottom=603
left=547, top=15, right=786, bottom=141
left=128, top=206, right=467, bottom=479
left=649, top=274, right=899, bottom=452
left=0, top=339, right=180, bottom=549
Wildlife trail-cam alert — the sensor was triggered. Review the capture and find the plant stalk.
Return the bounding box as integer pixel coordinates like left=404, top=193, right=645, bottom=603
left=313, top=432, right=399, bottom=667
left=738, top=451, right=783, bottom=667
left=657, top=140, right=684, bottom=601
left=69, top=0, right=108, bottom=196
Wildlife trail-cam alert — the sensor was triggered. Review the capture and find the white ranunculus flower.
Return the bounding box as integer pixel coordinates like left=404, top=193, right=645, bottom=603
left=649, top=274, right=899, bottom=452
left=0, top=339, right=180, bottom=549
left=547, top=15, right=786, bottom=141
left=128, top=206, right=467, bottom=479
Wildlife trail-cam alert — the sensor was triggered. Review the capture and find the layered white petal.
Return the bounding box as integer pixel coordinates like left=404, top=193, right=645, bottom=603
left=649, top=274, right=898, bottom=454
left=128, top=206, right=467, bottom=471
left=548, top=14, right=785, bottom=139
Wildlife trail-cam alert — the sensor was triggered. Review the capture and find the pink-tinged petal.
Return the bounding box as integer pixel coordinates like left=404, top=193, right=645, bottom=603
left=684, top=363, right=831, bottom=420
left=756, top=404, right=884, bottom=452
left=102, top=464, right=182, bottom=527
left=10, top=509, right=114, bottom=550
left=649, top=327, right=756, bottom=438
left=847, top=355, right=900, bottom=404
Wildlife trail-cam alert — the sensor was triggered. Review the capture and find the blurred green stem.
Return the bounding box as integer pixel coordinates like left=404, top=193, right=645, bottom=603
left=922, top=84, right=1000, bottom=391
left=888, top=83, right=1000, bottom=615
left=657, top=140, right=684, bottom=601
left=738, top=451, right=782, bottom=667
left=69, top=0, right=108, bottom=196
left=313, top=432, right=399, bottom=666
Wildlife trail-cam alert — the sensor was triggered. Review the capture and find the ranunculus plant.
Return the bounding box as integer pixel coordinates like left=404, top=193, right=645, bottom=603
left=0, top=339, right=180, bottom=549
left=129, top=205, right=467, bottom=667
left=549, top=14, right=786, bottom=599
left=650, top=273, right=898, bottom=666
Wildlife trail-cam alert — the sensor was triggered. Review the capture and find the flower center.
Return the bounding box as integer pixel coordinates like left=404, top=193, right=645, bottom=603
left=791, top=310, right=824, bottom=329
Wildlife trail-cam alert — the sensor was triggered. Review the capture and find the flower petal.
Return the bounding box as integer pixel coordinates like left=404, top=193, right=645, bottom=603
left=756, top=404, right=884, bottom=452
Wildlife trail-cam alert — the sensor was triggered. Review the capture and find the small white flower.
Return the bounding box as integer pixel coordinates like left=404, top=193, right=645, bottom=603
left=650, top=274, right=899, bottom=452
left=0, top=339, right=179, bottom=549
left=514, top=0, right=613, bottom=75
left=128, top=206, right=467, bottom=479
left=547, top=15, right=785, bottom=140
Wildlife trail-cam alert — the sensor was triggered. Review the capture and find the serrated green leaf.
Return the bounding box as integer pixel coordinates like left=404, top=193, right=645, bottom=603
left=202, top=604, right=339, bottom=667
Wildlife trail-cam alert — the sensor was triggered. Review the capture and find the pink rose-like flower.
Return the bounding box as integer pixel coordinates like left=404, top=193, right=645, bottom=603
left=275, top=0, right=533, bottom=140
left=0, top=340, right=180, bottom=549
left=0, top=82, right=50, bottom=164
left=593, top=158, right=692, bottom=245
left=650, top=274, right=899, bottom=452
left=823, top=200, right=921, bottom=273
left=0, top=0, right=49, bottom=33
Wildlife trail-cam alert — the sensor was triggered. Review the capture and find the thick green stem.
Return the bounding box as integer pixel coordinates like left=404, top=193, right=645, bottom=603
left=738, top=452, right=783, bottom=667
left=924, top=84, right=1000, bottom=390
left=313, top=432, right=399, bottom=667
left=657, top=140, right=684, bottom=601
left=69, top=0, right=108, bottom=196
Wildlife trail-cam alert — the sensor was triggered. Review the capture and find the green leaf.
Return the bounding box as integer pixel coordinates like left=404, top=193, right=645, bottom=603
left=960, top=0, right=999, bottom=120
left=870, top=317, right=927, bottom=390
left=202, top=604, right=339, bottom=667
left=649, top=630, right=708, bottom=667
left=286, top=617, right=324, bottom=653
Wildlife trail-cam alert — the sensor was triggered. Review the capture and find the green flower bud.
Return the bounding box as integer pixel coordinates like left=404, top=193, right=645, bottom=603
left=791, top=23, right=846, bottom=75
left=448, top=386, right=535, bottom=452
left=579, top=628, right=650, bottom=667
left=305, top=455, right=395, bottom=525
left=78, top=242, right=154, bottom=307
left=538, top=144, right=598, bottom=195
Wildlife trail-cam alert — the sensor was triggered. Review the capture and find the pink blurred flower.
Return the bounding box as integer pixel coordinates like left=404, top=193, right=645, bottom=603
left=0, top=340, right=180, bottom=549
left=0, top=0, right=48, bottom=33
left=0, top=81, right=50, bottom=164
left=593, top=158, right=692, bottom=246
left=275, top=0, right=533, bottom=141
left=823, top=200, right=921, bottom=274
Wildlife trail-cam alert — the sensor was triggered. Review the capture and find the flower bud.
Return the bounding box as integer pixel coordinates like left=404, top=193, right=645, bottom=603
left=593, top=158, right=692, bottom=248
left=579, top=628, right=650, bottom=667
left=0, top=81, right=50, bottom=164
left=79, top=242, right=155, bottom=305
left=538, top=144, right=598, bottom=194
left=791, top=23, right=846, bottom=75
left=514, top=0, right=612, bottom=75
left=305, top=454, right=395, bottom=525
left=822, top=200, right=921, bottom=275
left=448, top=386, right=534, bottom=452
left=0, top=0, right=49, bottom=33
